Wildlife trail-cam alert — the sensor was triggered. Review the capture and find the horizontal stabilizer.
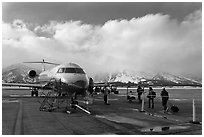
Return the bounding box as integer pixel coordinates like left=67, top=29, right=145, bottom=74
left=23, top=59, right=59, bottom=65
left=24, top=61, right=59, bottom=65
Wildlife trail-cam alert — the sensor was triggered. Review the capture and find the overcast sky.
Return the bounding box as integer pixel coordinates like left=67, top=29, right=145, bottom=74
left=2, top=2, right=202, bottom=78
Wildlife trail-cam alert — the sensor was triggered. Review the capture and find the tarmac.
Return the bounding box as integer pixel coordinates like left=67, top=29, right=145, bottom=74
left=2, top=89, right=202, bottom=135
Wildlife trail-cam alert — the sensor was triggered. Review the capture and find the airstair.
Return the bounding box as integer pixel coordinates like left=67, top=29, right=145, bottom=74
left=37, top=78, right=91, bottom=114
left=38, top=79, right=68, bottom=112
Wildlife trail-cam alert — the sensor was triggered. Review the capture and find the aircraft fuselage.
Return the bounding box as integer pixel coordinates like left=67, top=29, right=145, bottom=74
left=37, top=63, right=89, bottom=96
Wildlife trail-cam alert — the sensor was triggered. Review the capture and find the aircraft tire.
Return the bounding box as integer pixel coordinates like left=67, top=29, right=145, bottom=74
left=35, top=91, right=38, bottom=97
left=31, top=91, right=34, bottom=97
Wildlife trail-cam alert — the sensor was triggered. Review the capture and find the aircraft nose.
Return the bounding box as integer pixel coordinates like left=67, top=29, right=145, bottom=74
left=59, top=74, right=89, bottom=89
left=73, top=80, right=88, bottom=88
left=60, top=78, right=88, bottom=89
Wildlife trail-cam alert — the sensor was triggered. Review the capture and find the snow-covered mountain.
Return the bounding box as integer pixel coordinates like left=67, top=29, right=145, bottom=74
left=152, top=72, right=202, bottom=85
left=2, top=63, right=41, bottom=83
left=2, top=63, right=202, bottom=87
left=108, top=70, right=154, bottom=83
left=99, top=70, right=202, bottom=86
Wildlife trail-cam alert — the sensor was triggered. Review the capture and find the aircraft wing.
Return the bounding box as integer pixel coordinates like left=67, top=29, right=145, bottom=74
left=2, top=83, right=46, bottom=88
left=94, top=82, right=107, bottom=87
left=94, top=82, right=115, bottom=87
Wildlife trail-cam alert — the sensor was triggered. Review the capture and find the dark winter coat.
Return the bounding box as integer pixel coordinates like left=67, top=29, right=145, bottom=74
left=161, top=90, right=169, bottom=100
left=147, top=90, right=156, bottom=99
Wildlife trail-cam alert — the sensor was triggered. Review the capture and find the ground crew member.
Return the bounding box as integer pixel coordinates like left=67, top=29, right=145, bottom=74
left=137, top=85, right=143, bottom=103
left=127, top=91, right=135, bottom=102
left=104, top=86, right=110, bottom=105
left=160, top=88, right=169, bottom=112
left=147, top=87, right=156, bottom=109
left=95, top=87, right=100, bottom=94
left=88, top=78, right=94, bottom=96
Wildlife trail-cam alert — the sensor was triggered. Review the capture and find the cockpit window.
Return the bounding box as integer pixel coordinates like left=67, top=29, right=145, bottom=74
left=57, top=68, right=65, bottom=73
left=65, top=68, right=76, bottom=73
left=75, top=68, right=85, bottom=74
left=57, top=68, right=85, bottom=74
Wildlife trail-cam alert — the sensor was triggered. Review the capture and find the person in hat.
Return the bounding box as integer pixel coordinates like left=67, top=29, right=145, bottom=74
left=147, top=87, right=156, bottom=109
left=104, top=86, right=110, bottom=105
left=160, top=88, right=169, bottom=112
left=137, top=85, right=143, bottom=103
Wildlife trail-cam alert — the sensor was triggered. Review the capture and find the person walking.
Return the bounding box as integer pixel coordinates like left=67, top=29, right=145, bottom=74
left=137, top=85, right=143, bottom=103
left=104, top=86, right=110, bottom=105
left=160, top=88, right=169, bottom=112
left=88, top=78, right=94, bottom=96
left=147, top=87, right=156, bottom=109
left=127, top=91, right=135, bottom=102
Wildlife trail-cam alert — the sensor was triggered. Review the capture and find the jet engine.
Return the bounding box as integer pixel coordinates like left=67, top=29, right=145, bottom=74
left=28, top=70, right=37, bottom=78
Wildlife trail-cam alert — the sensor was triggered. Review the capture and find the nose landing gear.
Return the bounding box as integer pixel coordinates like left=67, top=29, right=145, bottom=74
left=31, top=88, right=38, bottom=97
left=69, top=97, right=91, bottom=115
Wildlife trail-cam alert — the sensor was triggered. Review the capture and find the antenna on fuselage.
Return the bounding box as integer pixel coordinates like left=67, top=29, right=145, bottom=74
left=23, top=59, right=60, bottom=71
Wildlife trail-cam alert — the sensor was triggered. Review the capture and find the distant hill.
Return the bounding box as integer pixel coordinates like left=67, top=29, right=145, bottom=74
left=94, top=70, right=202, bottom=87
left=152, top=72, right=202, bottom=86
left=2, top=63, right=41, bottom=83
left=2, top=63, right=202, bottom=87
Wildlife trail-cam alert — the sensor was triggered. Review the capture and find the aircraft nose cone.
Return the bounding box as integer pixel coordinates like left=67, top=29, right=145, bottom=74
left=73, top=80, right=87, bottom=88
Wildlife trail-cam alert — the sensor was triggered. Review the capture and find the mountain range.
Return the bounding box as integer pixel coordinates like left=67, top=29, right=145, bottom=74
left=2, top=63, right=202, bottom=87
left=94, top=70, right=202, bottom=87
left=2, top=63, right=41, bottom=83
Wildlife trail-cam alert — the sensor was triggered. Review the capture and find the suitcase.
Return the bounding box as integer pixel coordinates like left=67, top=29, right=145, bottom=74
left=171, top=105, right=179, bottom=112
left=168, top=102, right=179, bottom=112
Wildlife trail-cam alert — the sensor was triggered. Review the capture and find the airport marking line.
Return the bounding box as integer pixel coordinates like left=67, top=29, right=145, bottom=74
left=169, top=99, right=188, bottom=101
left=10, top=95, right=31, bottom=97
left=140, top=124, right=191, bottom=132
left=13, top=100, right=23, bottom=135
left=94, top=98, right=118, bottom=101
left=2, top=98, right=19, bottom=103
left=114, top=94, right=127, bottom=97
left=131, top=109, right=182, bottom=122
left=95, top=113, right=150, bottom=127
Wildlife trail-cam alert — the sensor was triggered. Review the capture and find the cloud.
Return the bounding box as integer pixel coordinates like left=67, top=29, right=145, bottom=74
left=2, top=9, right=202, bottom=78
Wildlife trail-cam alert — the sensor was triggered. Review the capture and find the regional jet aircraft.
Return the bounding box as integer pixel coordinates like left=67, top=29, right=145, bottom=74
left=2, top=60, right=96, bottom=114
left=3, top=62, right=89, bottom=96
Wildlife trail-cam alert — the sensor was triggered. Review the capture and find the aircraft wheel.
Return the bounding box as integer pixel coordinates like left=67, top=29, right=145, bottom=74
left=74, top=100, right=78, bottom=105
left=71, top=100, right=78, bottom=105
left=31, top=91, right=34, bottom=97
left=35, top=91, right=38, bottom=97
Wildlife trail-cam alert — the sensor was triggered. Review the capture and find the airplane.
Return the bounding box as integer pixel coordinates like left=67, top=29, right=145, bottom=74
left=2, top=60, right=97, bottom=114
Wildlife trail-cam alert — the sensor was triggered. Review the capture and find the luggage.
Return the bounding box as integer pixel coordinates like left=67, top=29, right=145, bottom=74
left=127, top=95, right=136, bottom=102
left=168, top=102, right=179, bottom=113
left=171, top=105, right=179, bottom=112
